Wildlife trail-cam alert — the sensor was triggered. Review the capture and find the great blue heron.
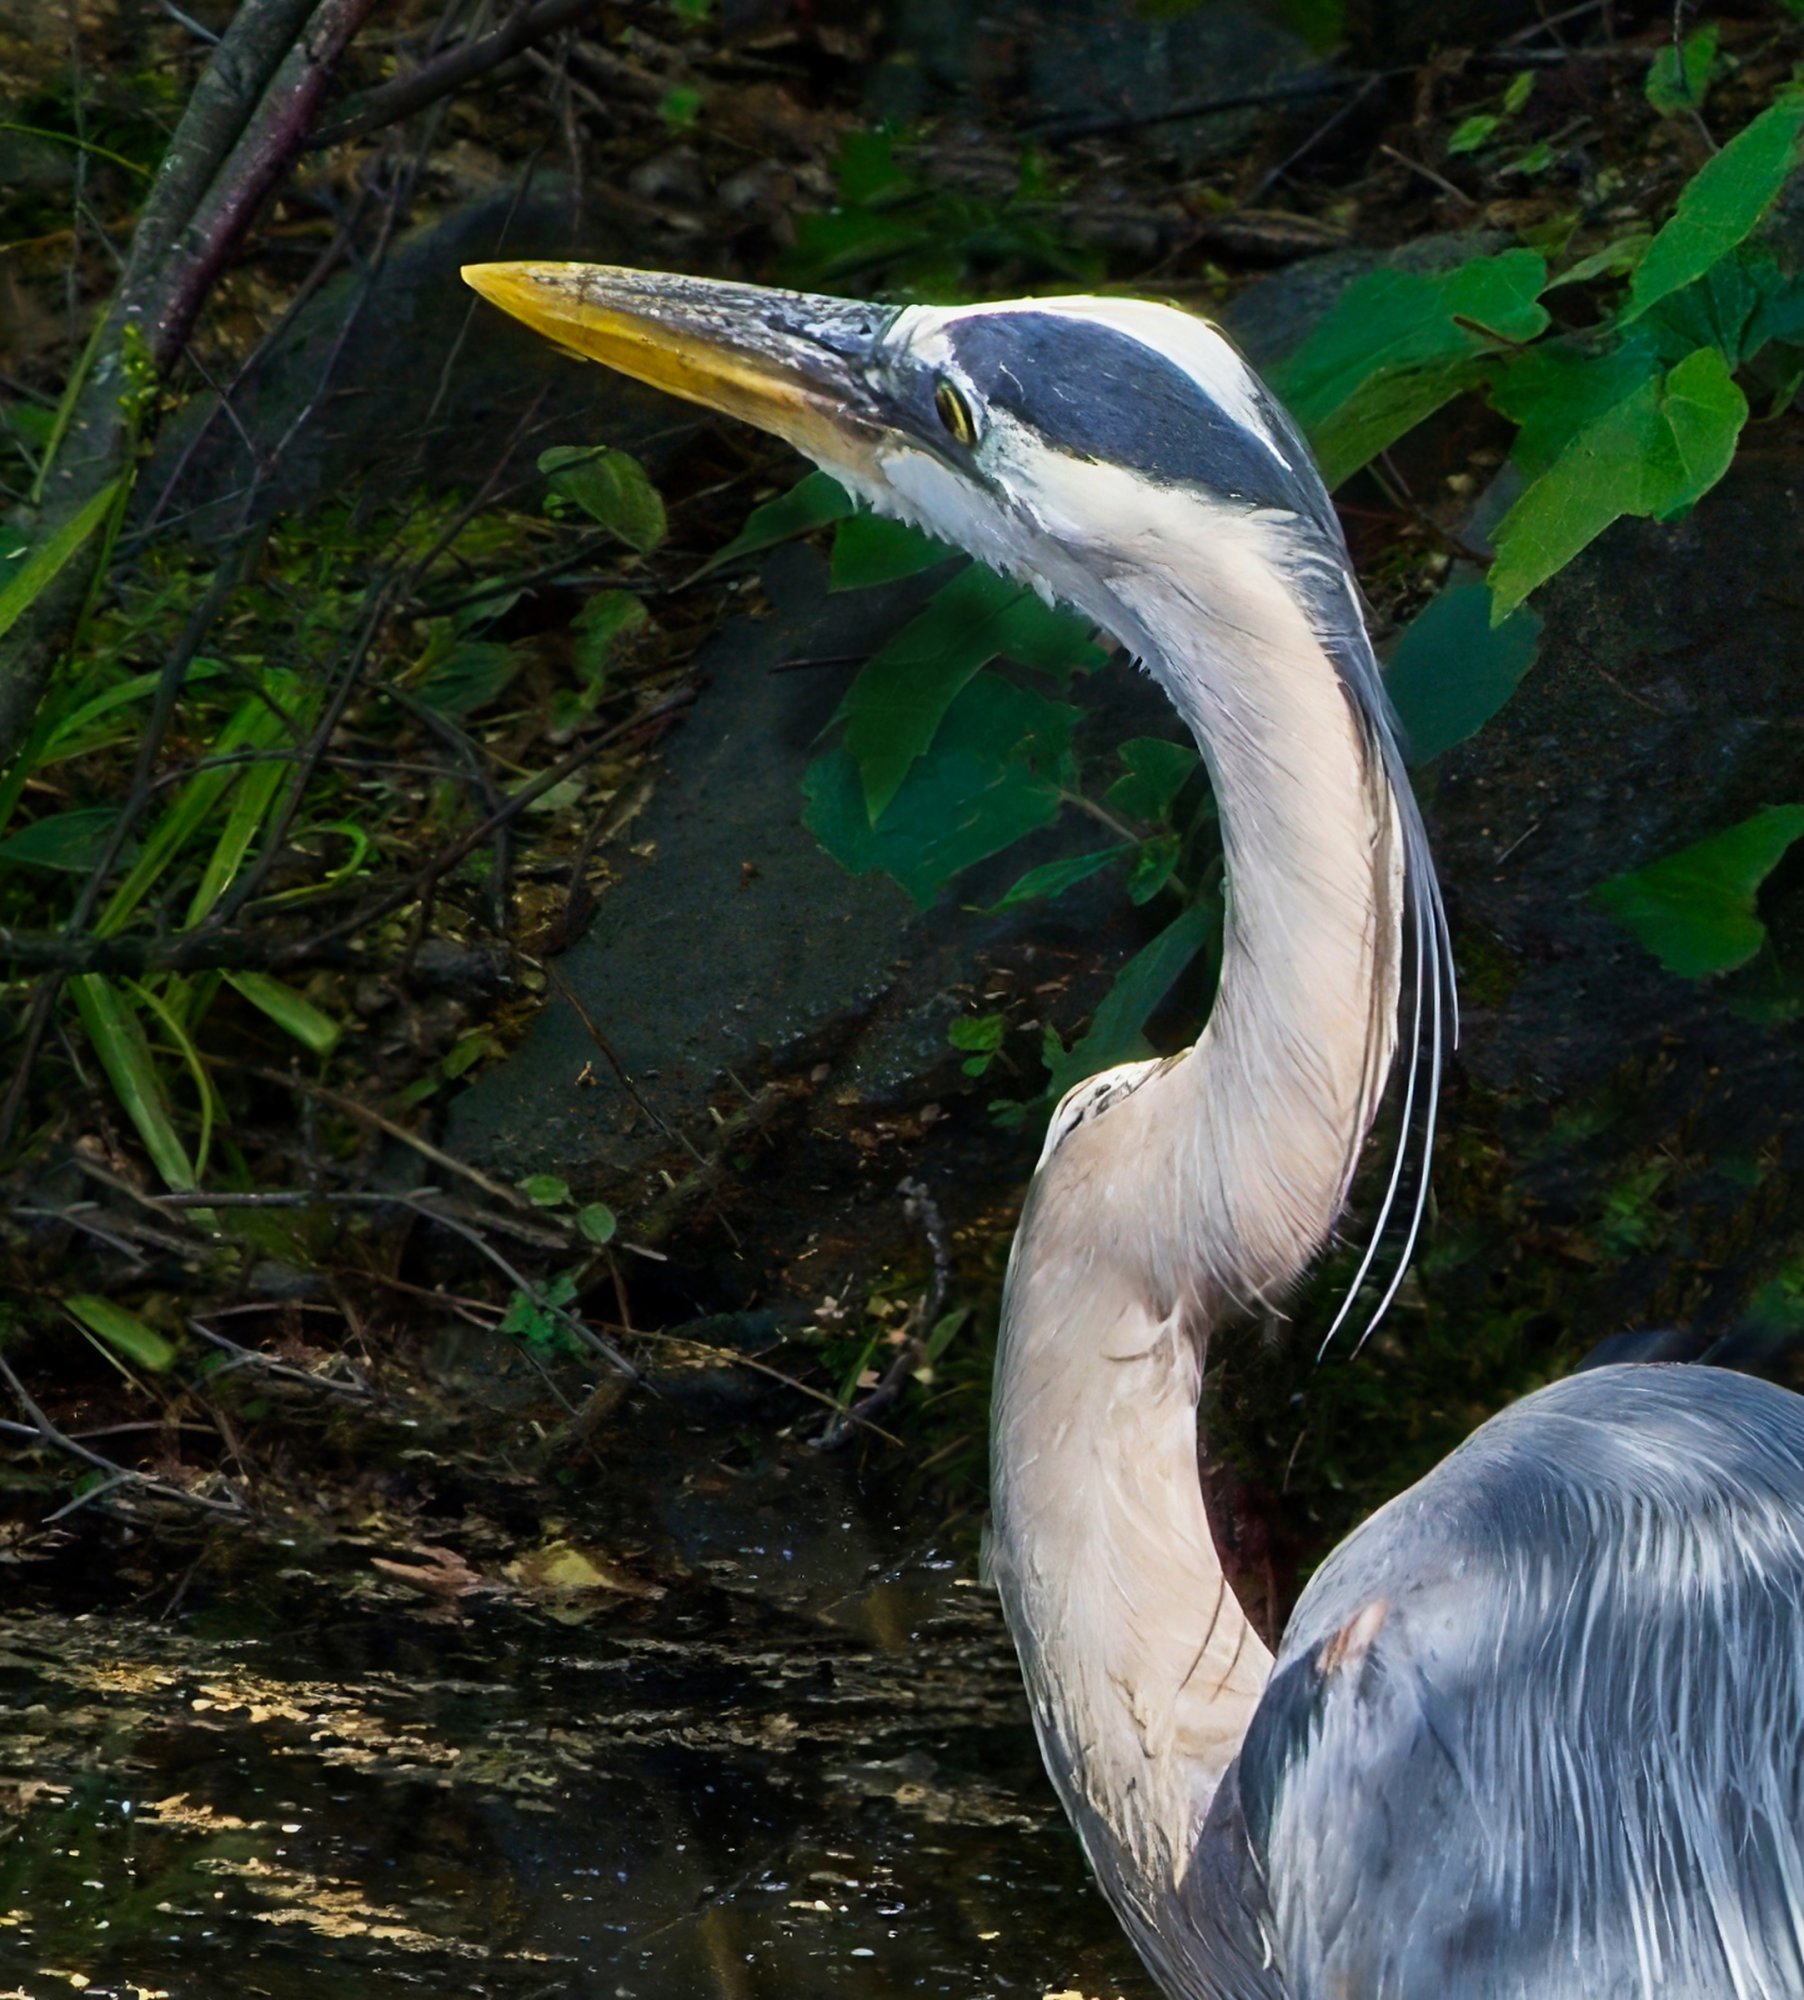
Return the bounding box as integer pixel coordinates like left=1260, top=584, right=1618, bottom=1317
left=465, top=262, right=1804, bottom=1999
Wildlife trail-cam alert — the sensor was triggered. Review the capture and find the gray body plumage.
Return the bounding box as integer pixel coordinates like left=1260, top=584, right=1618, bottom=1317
left=460, top=260, right=1804, bottom=2000
left=1160, top=1365, right=1804, bottom=2000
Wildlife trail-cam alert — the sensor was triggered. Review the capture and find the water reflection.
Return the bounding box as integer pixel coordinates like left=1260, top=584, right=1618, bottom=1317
left=0, top=1546, right=1145, bottom=1997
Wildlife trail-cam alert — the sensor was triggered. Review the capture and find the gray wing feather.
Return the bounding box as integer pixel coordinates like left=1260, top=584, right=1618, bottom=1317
left=1219, top=1364, right=1804, bottom=2000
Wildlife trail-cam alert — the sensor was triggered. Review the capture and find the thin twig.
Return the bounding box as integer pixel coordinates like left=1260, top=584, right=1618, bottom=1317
left=188, top=1317, right=373, bottom=1398
left=236, top=1069, right=530, bottom=1208
left=536, top=956, right=708, bottom=1167
left=0, top=1349, right=248, bottom=1519
left=390, top=688, right=514, bottom=936
left=157, top=0, right=222, bottom=42
left=594, top=1319, right=904, bottom=1447
left=284, top=682, right=696, bottom=959
left=816, top=1177, right=952, bottom=1450
left=314, top=0, right=607, bottom=147
left=1378, top=143, right=1479, bottom=209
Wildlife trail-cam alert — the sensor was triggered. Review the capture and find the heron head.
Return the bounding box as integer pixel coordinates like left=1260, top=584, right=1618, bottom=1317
left=460, top=264, right=1340, bottom=620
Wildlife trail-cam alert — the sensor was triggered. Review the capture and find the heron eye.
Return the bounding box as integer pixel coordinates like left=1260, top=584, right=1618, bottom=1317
left=934, top=379, right=977, bottom=447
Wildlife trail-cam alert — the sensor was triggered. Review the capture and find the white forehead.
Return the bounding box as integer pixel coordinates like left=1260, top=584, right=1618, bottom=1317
left=887, top=294, right=1287, bottom=470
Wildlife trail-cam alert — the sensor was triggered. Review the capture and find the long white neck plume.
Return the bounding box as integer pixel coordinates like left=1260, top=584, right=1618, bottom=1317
left=988, top=502, right=1408, bottom=1947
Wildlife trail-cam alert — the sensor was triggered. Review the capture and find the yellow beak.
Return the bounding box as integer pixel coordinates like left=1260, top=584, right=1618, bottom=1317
left=461, top=261, right=899, bottom=471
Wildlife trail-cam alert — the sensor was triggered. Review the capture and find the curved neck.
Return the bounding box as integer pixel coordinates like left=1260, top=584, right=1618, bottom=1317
left=990, top=511, right=1407, bottom=1924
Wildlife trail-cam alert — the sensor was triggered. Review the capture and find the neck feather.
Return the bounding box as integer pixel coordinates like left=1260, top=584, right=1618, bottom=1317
left=990, top=507, right=1409, bottom=1915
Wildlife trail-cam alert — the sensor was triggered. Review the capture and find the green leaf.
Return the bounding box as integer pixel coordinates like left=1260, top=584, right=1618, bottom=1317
left=1627, top=91, right=1804, bottom=320
left=1488, top=346, right=1747, bottom=617
left=949, top=1011, right=1006, bottom=1076
left=572, top=587, right=646, bottom=642
left=417, top=638, right=519, bottom=717
left=1502, top=70, right=1535, bottom=116
left=1489, top=335, right=1663, bottom=478
left=660, top=85, right=702, bottom=129
left=500, top=1271, right=584, bottom=1356
left=68, top=975, right=196, bottom=1190
left=1644, top=246, right=1804, bottom=369
left=782, top=208, right=937, bottom=288
left=1386, top=581, right=1542, bottom=762
left=185, top=757, right=288, bottom=925
left=65, top=1295, right=178, bottom=1373
left=1506, top=138, right=1556, bottom=179
left=829, top=512, right=954, bottom=589
left=182, top=666, right=321, bottom=927
left=981, top=845, right=1127, bottom=912
left=443, top=1029, right=499, bottom=1080
left=569, top=589, right=647, bottom=690
left=1274, top=251, right=1550, bottom=486
left=577, top=1202, right=618, bottom=1246
left=0, top=805, right=120, bottom=871
left=1104, top=737, right=1200, bottom=823
left=1592, top=805, right=1804, bottom=978
left=837, top=566, right=1097, bottom=820
left=0, top=476, right=121, bottom=647
left=222, top=971, right=341, bottom=1055
left=1646, top=26, right=1719, bottom=118
left=703, top=470, right=854, bottom=573
left=923, top=1305, right=970, bottom=1362
left=538, top=446, right=667, bottom=552
left=805, top=671, right=1080, bottom=906
left=1127, top=832, right=1182, bottom=904
left=127, top=977, right=217, bottom=1178
left=1448, top=113, right=1499, bottom=156
left=1547, top=234, right=1651, bottom=290
left=523, top=1174, right=572, bottom=1207
left=44, top=663, right=219, bottom=752
left=1659, top=343, right=1749, bottom=506
left=1044, top=899, right=1216, bottom=1102
left=948, top=1013, right=1006, bottom=1053
left=835, top=128, right=914, bottom=205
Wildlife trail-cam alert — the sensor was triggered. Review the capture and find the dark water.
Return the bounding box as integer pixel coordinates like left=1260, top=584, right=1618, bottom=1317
left=0, top=1482, right=1146, bottom=2000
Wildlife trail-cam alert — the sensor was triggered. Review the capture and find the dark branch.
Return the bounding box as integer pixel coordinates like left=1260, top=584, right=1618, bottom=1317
left=1, top=0, right=380, bottom=772
left=147, top=0, right=383, bottom=374
left=314, top=0, right=608, bottom=147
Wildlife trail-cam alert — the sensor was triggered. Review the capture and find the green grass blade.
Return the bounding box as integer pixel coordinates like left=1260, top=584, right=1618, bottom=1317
left=126, top=976, right=218, bottom=1179
left=0, top=477, right=121, bottom=647
left=65, top=1295, right=178, bottom=1373
left=29, top=307, right=109, bottom=507
left=96, top=693, right=290, bottom=937
left=69, top=974, right=197, bottom=1190
left=186, top=756, right=291, bottom=925
left=223, top=971, right=342, bottom=1055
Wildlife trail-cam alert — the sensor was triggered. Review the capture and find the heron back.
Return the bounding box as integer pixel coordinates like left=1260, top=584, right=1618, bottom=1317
left=1206, top=1363, right=1804, bottom=2000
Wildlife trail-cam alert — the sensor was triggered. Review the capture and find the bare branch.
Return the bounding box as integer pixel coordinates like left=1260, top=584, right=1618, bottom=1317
left=146, top=0, right=384, bottom=375
left=1, top=0, right=380, bottom=770
left=0, top=1349, right=249, bottom=1520
left=314, top=0, right=608, bottom=148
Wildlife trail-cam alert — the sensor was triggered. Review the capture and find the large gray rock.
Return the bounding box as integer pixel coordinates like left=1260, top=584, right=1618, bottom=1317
left=447, top=540, right=1174, bottom=1186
